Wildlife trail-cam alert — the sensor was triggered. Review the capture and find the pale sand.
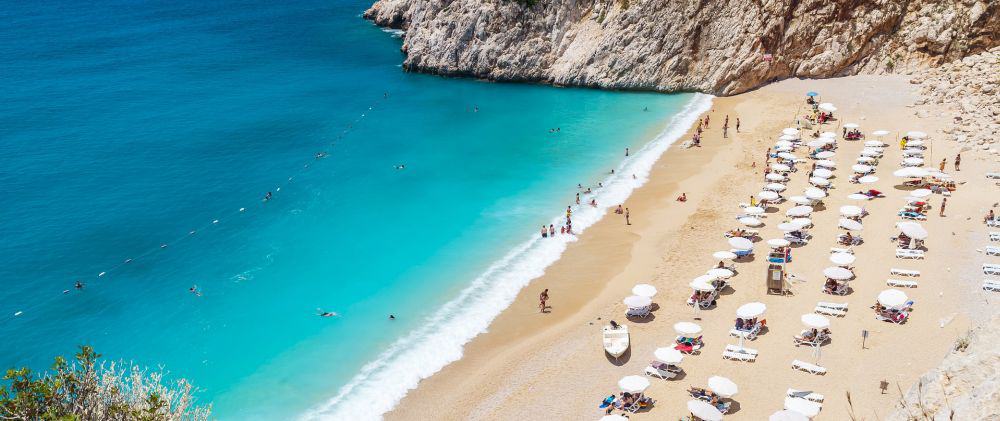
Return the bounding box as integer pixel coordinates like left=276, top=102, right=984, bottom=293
left=386, top=75, right=996, bottom=420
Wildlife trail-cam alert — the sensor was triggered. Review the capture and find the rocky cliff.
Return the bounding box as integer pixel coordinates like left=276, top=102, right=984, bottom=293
left=886, top=315, right=1000, bottom=421
left=364, top=0, right=998, bottom=95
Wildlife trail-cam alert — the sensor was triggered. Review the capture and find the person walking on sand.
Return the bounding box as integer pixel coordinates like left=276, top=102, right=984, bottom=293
left=939, top=197, right=947, bottom=217
left=954, top=153, right=961, bottom=171
left=939, top=158, right=946, bottom=171
left=625, top=208, right=631, bottom=225
left=736, top=117, right=741, bottom=132
left=539, top=289, right=549, bottom=312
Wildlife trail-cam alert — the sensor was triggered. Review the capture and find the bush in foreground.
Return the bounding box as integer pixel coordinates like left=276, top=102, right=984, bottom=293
left=0, top=346, right=210, bottom=420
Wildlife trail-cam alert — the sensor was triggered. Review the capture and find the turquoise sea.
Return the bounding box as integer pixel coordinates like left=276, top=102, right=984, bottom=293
left=0, top=0, right=708, bottom=418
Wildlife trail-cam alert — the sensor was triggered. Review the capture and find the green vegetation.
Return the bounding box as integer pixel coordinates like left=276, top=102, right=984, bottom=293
left=1, top=346, right=210, bottom=420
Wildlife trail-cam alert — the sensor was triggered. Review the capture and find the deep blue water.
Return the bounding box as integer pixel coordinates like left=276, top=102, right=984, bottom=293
left=0, top=0, right=696, bottom=418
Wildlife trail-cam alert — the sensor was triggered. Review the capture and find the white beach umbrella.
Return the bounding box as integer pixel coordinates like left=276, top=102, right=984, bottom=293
left=806, top=140, right=828, bottom=148
left=766, top=173, right=786, bottom=182
left=801, top=313, right=831, bottom=329
left=839, top=218, right=864, bottom=231
left=771, top=163, right=791, bottom=172
left=903, top=196, right=924, bottom=203
left=778, top=153, right=797, bottom=161
left=775, top=140, right=795, bottom=148
left=893, top=167, right=928, bottom=178
left=830, top=252, right=856, bottom=265
left=823, top=266, right=853, bottom=280
left=814, top=151, right=835, bottom=159
left=618, top=375, right=650, bottom=394
left=728, top=237, right=753, bottom=250
left=865, top=140, right=886, bottom=147
left=929, top=172, right=951, bottom=180
left=623, top=295, right=652, bottom=309
left=695, top=274, right=718, bottom=284
left=871, top=130, right=890, bottom=137
left=739, top=216, right=764, bottom=227
left=878, top=289, right=908, bottom=307
left=777, top=222, right=802, bottom=232
left=654, top=347, right=684, bottom=364
left=902, top=149, right=924, bottom=157
left=707, top=268, right=734, bottom=279
left=843, top=123, right=859, bottom=129
left=907, top=139, right=925, bottom=147
left=689, top=280, right=715, bottom=292
left=768, top=238, right=791, bottom=248
left=809, top=177, right=830, bottom=187
left=632, top=284, right=658, bottom=298
left=789, top=195, right=811, bottom=205
left=858, top=175, right=879, bottom=184
left=784, top=397, right=821, bottom=417
left=906, top=131, right=927, bottom=139
left=911, top=188, right=932, bottom=198
left=852, top=164, right=873, bottom=173
left=819, top=131, right=837, bottom=138
left=818, top=103, right=836, bottom=112
left=812, top=168, right=833, bottom=178
left=708, top=376, right=739, bottom=398
left=804, top=187, right=826, bottom=200
left=786, top=206, right=814, bottom=217
left=688, top=400, right=723, bottom=421
left=815, top=159, right=836, bottom=168
left=758, top=190, right=780, bottom=201
left=766, top=183, right=787, bottom=192
left=736, top=302, right=767, bottom=319
left=898, top=222, right=928, bottom=239
left=792, top=218, right=811, bottom=228
left=674, top=322, right=703, bottom=336
left=770, top=409, right=810, bottom=421
left=839, top=205, right=863, bottom=217
left=601, top=415, right=630, bottom=421
left=713, top=250, right=737, bottom=261
left=744, top=206, right=766, bottom=216
left=782, top=128, right=800, bottom=136
left=856, top=156, right=875, bottom=163
left=860, top=148, right=882, bottom=157
left=903, top=157, right=924, bottom=166
left=847, top=193, right=870, bottom=201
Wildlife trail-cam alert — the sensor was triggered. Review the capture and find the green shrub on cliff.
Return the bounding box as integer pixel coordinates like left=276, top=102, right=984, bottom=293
left=0, top=346, right=210, bottom=420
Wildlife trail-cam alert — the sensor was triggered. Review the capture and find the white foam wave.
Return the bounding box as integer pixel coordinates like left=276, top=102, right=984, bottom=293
left=300, top=93, right=714, bottom=421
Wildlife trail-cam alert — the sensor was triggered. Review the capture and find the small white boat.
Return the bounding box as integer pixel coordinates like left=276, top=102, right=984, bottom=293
left=603, top=324, right=630, bottom=359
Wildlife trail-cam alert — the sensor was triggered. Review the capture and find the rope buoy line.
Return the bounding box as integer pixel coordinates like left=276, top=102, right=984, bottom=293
left=3, top=93, right=391, bottom=324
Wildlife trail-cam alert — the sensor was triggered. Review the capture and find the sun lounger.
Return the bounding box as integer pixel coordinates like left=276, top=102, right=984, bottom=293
left=830, top=247, right=853, bottom=254
left=723, top=350, right=757, bottom=362
left=876, top=310, right=908, bottom=324
left=725, top=344, right=758, bottom=355
left=817, top=302, right=848, bottom=310
left=983, top=280, right=1000, bottom=292
left=986, top=246, right=1000, bottom=256
left=988, top=172, right=1000, bottom=179
left=794, top=330, right=830, bottom=346
left=985, top=264, right=1000, bottom=275
left=899, top=212, right=927, bottom=221
left=887, top=279, right=918, bottom=288
left=787, top=389, right=825, bottom=402
left=725, top=229, right=759, bottom=239
left=823, top=283, right=849, bottom=296
left=890, top=268, right=920, bottom=277
left=990, top=232, right=1000, bottom=242
left=626, top=306, right=651, bottom=318
left=730, top=322, right=763, bottom=340
left=814, top=306, right=846, bottom=317
left=644, top=364, right=680, bottom=380
left=988, top=219, right=1000, bottom=227
left=896, top=249, right=925, bottom=259
left=791, top=360, right=827, bottom=375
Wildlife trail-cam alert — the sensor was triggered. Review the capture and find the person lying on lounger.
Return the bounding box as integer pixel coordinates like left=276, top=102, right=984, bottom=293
left=824, top=279, right=839, bottom=293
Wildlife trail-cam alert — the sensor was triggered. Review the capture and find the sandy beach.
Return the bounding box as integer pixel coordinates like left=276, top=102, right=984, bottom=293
left=386, top=75, right=997, bottom=420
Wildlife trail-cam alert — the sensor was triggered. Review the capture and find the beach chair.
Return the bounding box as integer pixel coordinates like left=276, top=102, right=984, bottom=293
left=784, top=233, right=809, bottom=245
left=989, top=232, right=1000, bottom=242
left=983, top=280, right=1000, bottom=292
left=988, top=219, right=999, bottom=228
left=830, top=247, right=853, bottom=254
left=644, top=362, right=680, bottom=380
left=626, top=306, right=651, bottom=318
left=985, top=246, right=1000, bottom=256
left=984, top=264, right=1000, bottom=275
left=823, top=283, right=849, bottom=296
left=725, top=344, right=759, bottom=355
left=817, top=302, right=848, bottom=310
left=787, top=389, right=825, bottom=402
left=729, top=322, right=763, bottom=340
left=899, top=212, right=927, bottom=221
left=887, top=279, right=919, bottom=288
left=814, top=306, right=846, bottom=317
left=722, top=350, right=757, bottom=362
left=794, top=330, right=830, bottom=346
left=791, top=360, right=827, bottom=375
left=987, top=172, right=1000, bottom=179
left=876, top=310, right=908, bottom=324
left=890, top=268, right=920, bottom=277
left=896, top=249, right=925, bottom=259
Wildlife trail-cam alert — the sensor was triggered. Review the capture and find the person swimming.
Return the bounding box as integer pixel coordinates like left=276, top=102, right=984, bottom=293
left=394, top=164, right=405, bottom=170
left=317, top=309, right=339, bottom=317
left=263, top=191, right=272, bottom=202
left=75, top=281, right=84, bottom=290
left=388, top=314, right=396, bottom=320
left=189, top=285, right=202, bottom=297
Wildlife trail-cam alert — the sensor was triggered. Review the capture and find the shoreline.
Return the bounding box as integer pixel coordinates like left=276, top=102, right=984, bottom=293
left=386, top=75, right=994, bottom=420
left=304, top=94, right=713, bottom=419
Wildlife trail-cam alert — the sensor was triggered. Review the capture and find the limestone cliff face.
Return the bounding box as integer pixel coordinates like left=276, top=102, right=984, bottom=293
left=364, top=0, right=998, bottom=95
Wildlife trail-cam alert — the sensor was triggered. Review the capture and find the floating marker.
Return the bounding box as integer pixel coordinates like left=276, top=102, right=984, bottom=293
left=98, top=272, right=106, bottom=277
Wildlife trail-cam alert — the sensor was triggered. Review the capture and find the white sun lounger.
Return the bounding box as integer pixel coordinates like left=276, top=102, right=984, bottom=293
left=730, top=322, right=762, bottom=340
left=830, top=247, right=853, bottom=254
left=644, top=364, right=680, bottom=380
left=985, top=264, right=1000, bottom=275
left=814, top=306, right=846, bottom=317
left=723, top=350, right=757, bottom=362
left=896, top=249, right=925, bottom=259
left=792, top=359, right=827, bottom=375
left=887, top=279, right=919, bottom=288
left=890, top=268, right=920, bottom=277
left=787, top=389, right=825, bottom=402
left=989, top=232, right=1000, bottom=242
left=983, top=280, right=1000, bottom=292
left=989, top=220, right=1000, bottom=227
left=725, top=344, right=758, bottom=355
left=986, top=246, right=1000, bottom=256
left=817, top=302, right=848, bottom=310
left=987, top=172, right=1000, bottom=179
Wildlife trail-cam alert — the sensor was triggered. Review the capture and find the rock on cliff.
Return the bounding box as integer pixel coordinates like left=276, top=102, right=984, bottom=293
left=886, top=316, right=1000, bottom=421
left=364, top=0, right=998, bottom=95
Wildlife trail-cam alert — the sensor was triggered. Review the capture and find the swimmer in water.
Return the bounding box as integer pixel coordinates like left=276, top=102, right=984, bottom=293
left=263, top=191, right=272, bottom=202
left=317, top=309, right=339, bottom=317
left=189, top=285, right=202, bottom=297
left=75, top=281, right=84, bottom=290
left=389, top=314, right=396, bottom=320
left=394, top=164, right=405, bottom=170
left=315, top=152, right=328, bottom=159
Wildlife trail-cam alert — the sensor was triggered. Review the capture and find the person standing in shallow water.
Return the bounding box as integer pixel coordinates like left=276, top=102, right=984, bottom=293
left=540, top=225, right=548, bottom=238
left=625, top=208, right=631, bottom=225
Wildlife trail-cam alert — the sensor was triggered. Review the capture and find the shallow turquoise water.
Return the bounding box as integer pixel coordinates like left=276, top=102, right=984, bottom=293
left=0, top=0, right=697, bottom=418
